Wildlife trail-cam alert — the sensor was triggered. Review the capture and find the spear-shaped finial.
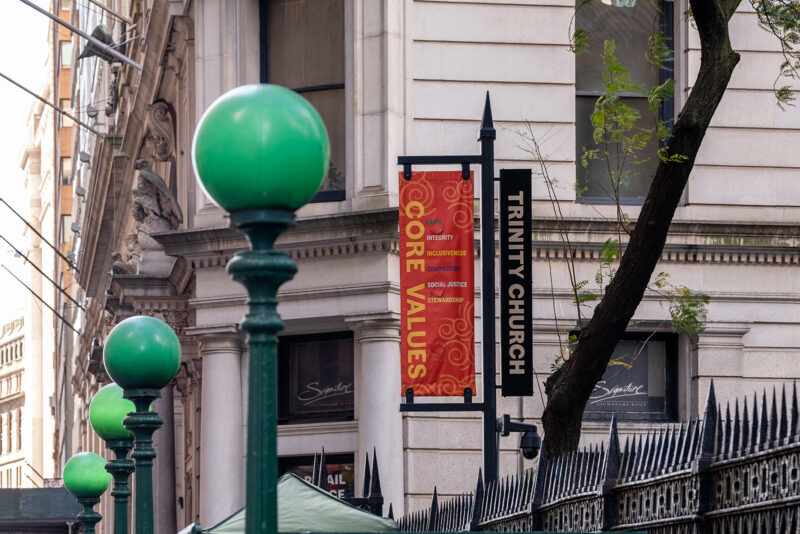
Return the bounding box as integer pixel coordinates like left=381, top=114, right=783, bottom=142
left=479, top=91, right=495, bottom=140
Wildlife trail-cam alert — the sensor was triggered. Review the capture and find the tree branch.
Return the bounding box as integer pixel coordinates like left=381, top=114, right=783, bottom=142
left=542, top=0, right=741, bottom=456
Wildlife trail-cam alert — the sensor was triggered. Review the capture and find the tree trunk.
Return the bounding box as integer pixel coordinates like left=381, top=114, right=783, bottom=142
left=542, top=0, right=742, bottom=457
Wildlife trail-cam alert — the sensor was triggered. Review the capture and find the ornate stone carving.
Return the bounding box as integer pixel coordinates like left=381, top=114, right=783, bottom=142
left=146, top=101, right=175, bottom=162
left=131, top=159, right=183, bottom=253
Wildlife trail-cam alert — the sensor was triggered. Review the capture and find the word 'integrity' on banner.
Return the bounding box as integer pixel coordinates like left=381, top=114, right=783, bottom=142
left=399, top=171, right=475, bottom=397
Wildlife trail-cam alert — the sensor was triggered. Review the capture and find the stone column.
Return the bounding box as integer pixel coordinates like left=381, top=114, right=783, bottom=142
left=197, top=328, right=245, bottom=527
left=153, top=385, right=177, bottom=534
left=346, top=314, right=404, bottom=516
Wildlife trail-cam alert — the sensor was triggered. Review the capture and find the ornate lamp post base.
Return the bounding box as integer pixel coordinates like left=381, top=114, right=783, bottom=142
left=227, top=209, right=297, bottom=534
left=123, top=388, right=163, bottom=534
left=106, top=439, right=135, bottom=534
left=76, top=497, right=102, bottom=534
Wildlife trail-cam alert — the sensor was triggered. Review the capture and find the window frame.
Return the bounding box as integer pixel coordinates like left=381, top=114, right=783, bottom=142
left=277, top=331, right=355, bottom=425
left=259, top=0, right=347, bottom=204
left=574, top=0, right=674, bottom=205
left=577, top=330, right=679, bottom=423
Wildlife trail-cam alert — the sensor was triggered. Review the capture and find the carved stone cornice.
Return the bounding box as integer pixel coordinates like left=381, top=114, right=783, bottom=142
left=532, top=217, right=800, bottom=266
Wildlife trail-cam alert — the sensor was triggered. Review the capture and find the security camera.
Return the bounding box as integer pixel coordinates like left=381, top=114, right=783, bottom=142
left=519, top=429, right=541, bottom=460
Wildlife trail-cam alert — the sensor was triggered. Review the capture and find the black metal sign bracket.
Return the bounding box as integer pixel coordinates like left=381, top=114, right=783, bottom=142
left=400, top=388, right=484, bottom=413
left=398, top=155, right=480, bottom=181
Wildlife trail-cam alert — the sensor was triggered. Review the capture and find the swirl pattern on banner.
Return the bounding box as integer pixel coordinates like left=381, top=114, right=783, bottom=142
left=399, top=173, right=436, bottom=212
left=442, top=178, right=474, bottom=229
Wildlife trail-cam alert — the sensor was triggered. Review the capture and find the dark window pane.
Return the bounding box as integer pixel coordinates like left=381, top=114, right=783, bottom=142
left=279, top=333, right=354, bottom=424
left=302, top=89, right=346, bottom=192
left=267, top=0, right=346, bottom=195
left=268, top=0, right=345, bottom=88
left=576, top=0, right=661, bottom=92
left=576, top=96, right=660, bottom=200
left=582, top=333, right=677, bottom=421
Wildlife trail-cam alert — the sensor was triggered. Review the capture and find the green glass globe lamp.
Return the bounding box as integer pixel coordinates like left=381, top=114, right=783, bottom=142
left=90, top=383, right=134, bottom=441
left=64, top=452, right=111, bottom=498
left=192, top=83, right=330, bottom=212
left=64, top=452, right=111, bottom=534
left=103, top=315, right=181, bottom=389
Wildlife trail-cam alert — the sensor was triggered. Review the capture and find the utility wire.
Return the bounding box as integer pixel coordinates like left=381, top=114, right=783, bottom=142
left=2, top=266, right=79, bottom=334
left=0, top=197, right=80, bottom=274
left=0, top=234, right=85, bottom=311
left=83, top=0, right=132, bottom=24
left=0, top=71, right=104, bottom=138
left=18, top=0, right=141, bottom=70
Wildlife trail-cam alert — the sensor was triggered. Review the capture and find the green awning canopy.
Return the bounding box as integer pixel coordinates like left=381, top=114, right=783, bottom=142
left=195, top=473, right=397, bottom=533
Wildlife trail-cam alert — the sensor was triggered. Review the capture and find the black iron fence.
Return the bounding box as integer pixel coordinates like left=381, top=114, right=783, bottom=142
left=398, top=381, right=800, bottom=532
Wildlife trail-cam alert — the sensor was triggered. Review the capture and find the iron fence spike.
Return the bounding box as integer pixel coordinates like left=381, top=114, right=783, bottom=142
left=780, top=384, right=789, bottom=440
left=732, top=399, right=741, bottom=456
left=662, top=425, right=674, bottom=472
left=362, top=451, right=371, bottom=498
left=742, top=397, right=750, bottom=453
left=370, top=448, right=382, bottom=498
left=752, top=392, right=760, bottom=452
left=428, top=486, right=438, bottom=531
left=699, top=381, right=718, bottom=460
left=319, top=448, right=328, bottom=491
left=724, top=401, right=732, bottom=457
left=760, top=389, right=769, bottom=447
left=792, top=382, right=799, bottom=441
left=771, top=386, right=779, bottom=443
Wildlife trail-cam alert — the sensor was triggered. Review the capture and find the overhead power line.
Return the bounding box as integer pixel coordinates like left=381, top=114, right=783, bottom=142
left=0, top=197, right=80, bottom=274
left=18, top=0, right=142, bottom=70
left=0, top=71, right=104, bottom=138
left=2, top=265, right=80, bottom=334
left=0, top=234, right=85, bottom=311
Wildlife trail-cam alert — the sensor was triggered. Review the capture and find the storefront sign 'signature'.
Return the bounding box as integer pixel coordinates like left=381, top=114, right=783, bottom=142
left=399, top=171, right=475, bottom=396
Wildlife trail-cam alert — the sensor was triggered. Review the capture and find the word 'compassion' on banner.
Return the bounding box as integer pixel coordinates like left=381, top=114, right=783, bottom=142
left=399, top=171, right=475, bottom=396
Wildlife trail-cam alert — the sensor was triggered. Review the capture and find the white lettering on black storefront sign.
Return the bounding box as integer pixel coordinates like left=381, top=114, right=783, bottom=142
left=500, top=169, right=533, bottom=396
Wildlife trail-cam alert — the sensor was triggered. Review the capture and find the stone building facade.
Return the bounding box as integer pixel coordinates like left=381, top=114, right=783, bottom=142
left=44, top=0, right=800, bottom=531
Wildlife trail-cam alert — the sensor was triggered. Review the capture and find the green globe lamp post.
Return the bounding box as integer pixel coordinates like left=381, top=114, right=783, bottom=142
left=103, top=316, right=182, bottom=534
left=192, top=84, right=329, bottom=534
left=63, top=452, right=112, bottom=534
left=89, top=382, right=136, bottom=534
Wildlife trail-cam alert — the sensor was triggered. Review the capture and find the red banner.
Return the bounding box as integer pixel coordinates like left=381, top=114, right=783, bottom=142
left=400, top=171, right=475, bottom=396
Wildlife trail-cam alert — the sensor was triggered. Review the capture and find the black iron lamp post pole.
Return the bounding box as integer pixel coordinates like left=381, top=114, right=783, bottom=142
left=90, top=382, right=137, bottom=534
left=76, top=497, right=103, bottom=534
left=191, top=84, right=331, bottom=534
left=123, top=389, right=163, bottom=534
left=106, top=440, right=135, bottom=534
left=228, top=209, right=297, bottom=531
left=479, top=94, right=498, bottom=483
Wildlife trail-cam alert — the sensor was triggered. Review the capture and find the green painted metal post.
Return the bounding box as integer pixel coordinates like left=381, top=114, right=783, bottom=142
left=106, top=440, right=135, bottom=534
left=227, top=209, right=297, bottom=534
left=192, top=83, right=331, bottom=534
left=123, top=389, right=162, bottom=534
left=76, top=497, right=103, bottom=534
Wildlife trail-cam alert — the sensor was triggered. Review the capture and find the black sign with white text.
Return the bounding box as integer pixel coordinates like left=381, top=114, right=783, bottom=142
left=499, top=169, right=533, bottom=396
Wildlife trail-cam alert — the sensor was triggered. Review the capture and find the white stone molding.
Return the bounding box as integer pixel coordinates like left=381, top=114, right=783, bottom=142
left=345, top=313, right=404, bottom=515
left=189, top=326, right=246, bottom=527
